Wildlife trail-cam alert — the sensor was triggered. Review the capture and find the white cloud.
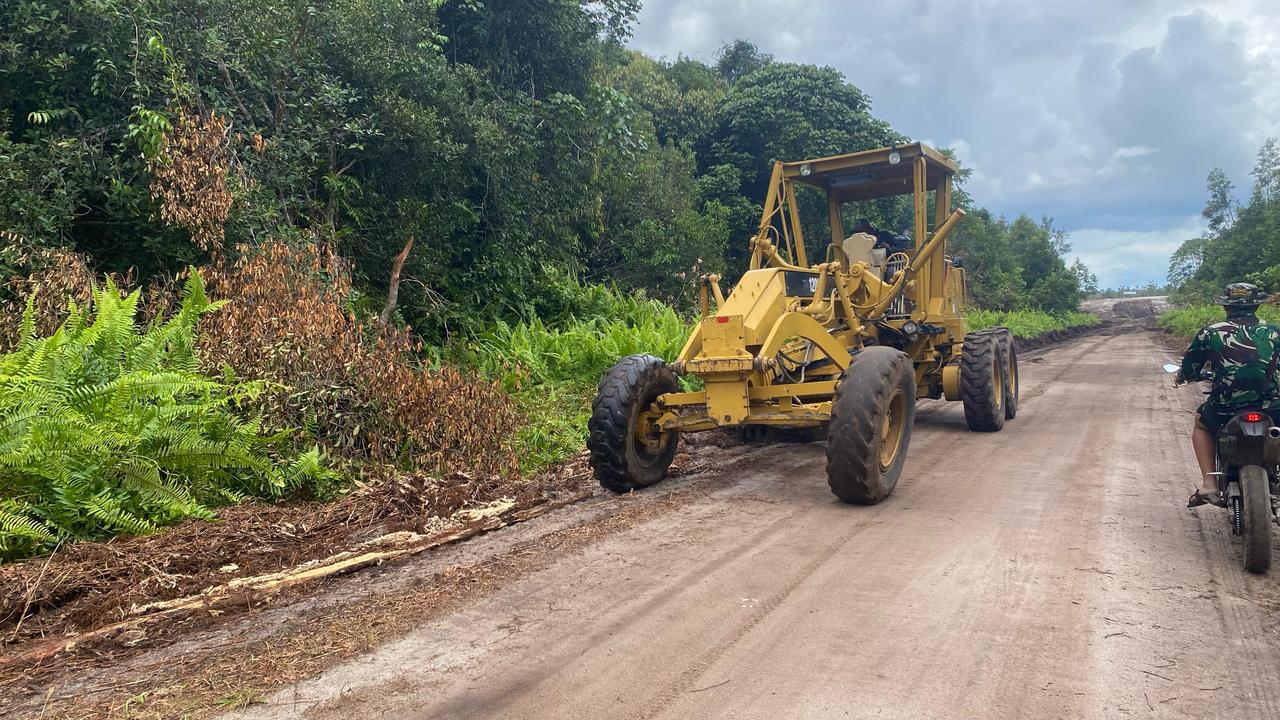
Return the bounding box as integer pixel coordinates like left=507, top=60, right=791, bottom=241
left=1070, top=217, right=1206, bottom=288
left=1115, top=146, right=1157, bottom=159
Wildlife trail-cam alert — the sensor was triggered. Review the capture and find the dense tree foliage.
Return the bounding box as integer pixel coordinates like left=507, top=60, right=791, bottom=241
left=1169, top=138, right=1280, bottom=301
left=1, top=2, right=1084, bottom=342
left=948, top=210, right=1084, bottom=312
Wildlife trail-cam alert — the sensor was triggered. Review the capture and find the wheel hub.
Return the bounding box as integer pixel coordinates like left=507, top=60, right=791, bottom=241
left=879, top=388, right=906, bottom=470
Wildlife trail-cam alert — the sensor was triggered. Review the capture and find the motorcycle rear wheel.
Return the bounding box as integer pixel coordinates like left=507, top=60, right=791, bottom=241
left=1241, top=465, right=1272, bottom=574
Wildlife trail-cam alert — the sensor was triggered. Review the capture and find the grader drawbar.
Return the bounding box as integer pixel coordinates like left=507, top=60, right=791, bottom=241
left=587, top=143, right=1018, bottom=503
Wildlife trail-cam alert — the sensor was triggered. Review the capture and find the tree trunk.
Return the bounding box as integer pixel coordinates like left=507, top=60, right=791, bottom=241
left=378, top=236, right=414, bottom=326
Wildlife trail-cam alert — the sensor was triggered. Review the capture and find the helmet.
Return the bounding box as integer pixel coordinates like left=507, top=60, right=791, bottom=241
left=1219, top=282, right=1268, bottom=307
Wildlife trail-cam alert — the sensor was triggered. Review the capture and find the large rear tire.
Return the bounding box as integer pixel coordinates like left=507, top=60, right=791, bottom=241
left=998, top=329, right=1020, bottom=420
left=1241, top=465, right=1272, bottom=574
left=588, top=355, right=680, bottom=494
left=962, top=331, right=1006, bottom=432
left=826, top=347, right=916, bottom=505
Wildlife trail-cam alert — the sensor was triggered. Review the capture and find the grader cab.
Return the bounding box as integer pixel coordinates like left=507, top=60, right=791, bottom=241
left=587, top=143, right=1018, bottom=504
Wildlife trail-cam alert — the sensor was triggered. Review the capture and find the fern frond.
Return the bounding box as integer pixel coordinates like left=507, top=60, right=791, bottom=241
left=275, top=446, right=340, bottom=491
left=0, top=268, right=339, bottom=558
left=82, top=491, right=156, bottom=536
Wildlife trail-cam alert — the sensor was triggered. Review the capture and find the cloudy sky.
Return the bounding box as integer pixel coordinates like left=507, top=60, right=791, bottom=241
left=628, top=1, right=1280, bottom=288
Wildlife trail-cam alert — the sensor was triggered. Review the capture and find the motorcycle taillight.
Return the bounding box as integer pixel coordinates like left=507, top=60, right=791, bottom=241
left=1245, top=412, right=1264, bottom=423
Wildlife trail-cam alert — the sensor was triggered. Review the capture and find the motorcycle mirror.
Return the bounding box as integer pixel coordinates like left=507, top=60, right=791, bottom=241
left=1162, top=363, right=1180, bottom=373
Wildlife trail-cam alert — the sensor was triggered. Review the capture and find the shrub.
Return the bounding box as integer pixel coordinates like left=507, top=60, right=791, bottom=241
left=192, top=241, right=520, bottom=477
left=2, top=243, right=521, bottom=479
left=968, top=308, right=1100, bottom=338
left=0, top=273, right=334, bottom=560
left=1, top=246, right=108, bottom=350
left=457, top=279, right=691, bottom=472
left=1159, top=304, right=1280, bottom=337
left=464, top=310, right=689, bottom=391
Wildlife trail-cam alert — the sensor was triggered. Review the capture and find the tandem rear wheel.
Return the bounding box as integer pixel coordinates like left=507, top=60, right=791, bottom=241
left=962, top=328, right=1017, bottom=431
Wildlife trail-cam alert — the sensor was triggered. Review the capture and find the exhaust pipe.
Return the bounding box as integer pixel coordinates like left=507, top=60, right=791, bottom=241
left=1268, top=427, right=1280, bottom=439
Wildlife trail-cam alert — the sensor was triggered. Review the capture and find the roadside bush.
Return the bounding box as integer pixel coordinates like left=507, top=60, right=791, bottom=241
left=193, top=241, right=520, bottom=477
left=0, top=274, right=334, bottom=560
left=968, top=308, right=1099, bottom=338
left=4, top=243, right=521, bottom=479
left=0, top=246, right=108, bottom=349
left=465, top=310, right=689, bottom=391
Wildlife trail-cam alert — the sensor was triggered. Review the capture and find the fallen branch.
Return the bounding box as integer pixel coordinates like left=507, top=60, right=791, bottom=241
left=0, top=490, right=592, bottom=669
left=6, top=542, right=60, bottom=642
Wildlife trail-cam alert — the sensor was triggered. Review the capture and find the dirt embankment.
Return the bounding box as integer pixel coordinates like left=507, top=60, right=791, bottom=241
left=0, top=463, right=597, bottom=673
left=1013, top=322, right=1099, bottom=352
left=1081, top=295, right=1170, bottom=322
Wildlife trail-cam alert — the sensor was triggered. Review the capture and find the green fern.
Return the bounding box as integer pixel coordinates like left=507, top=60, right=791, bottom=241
left=0, top=271, right=338, bottom=561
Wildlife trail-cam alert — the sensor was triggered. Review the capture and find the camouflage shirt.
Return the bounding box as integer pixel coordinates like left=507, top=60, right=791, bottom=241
left=1180, top=314, right=1280, bottom=408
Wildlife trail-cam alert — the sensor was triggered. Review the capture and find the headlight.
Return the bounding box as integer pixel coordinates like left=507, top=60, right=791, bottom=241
left=902, top=320, right=919, bottom=335
left=888, top=150, right=901, bottom=165
left=799, top=163, right=812, bottom=177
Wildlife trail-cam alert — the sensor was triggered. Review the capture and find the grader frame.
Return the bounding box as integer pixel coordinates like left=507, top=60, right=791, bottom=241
left=587, top=142, right=1018, bottom=503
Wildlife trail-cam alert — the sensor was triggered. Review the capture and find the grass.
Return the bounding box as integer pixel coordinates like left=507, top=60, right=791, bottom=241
left=455, top=287, right=692, bottom=473
left=967, top=308, right=1101, bottom=338
left=1159, top=304, right=1280, bottom=337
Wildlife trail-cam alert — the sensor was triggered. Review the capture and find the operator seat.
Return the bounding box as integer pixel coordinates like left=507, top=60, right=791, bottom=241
left=841, top=232, right=887, bottom=273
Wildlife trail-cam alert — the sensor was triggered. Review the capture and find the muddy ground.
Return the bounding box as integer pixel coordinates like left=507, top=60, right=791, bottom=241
left=6, top=303, right=1280, bottom=719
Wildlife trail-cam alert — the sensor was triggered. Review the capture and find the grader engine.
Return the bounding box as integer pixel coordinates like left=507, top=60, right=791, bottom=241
left=587, top=143, right=1018, bottom=503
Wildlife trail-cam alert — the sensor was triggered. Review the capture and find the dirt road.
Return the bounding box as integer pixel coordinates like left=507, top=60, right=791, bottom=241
left=220, top=325, right=1280, bottom=720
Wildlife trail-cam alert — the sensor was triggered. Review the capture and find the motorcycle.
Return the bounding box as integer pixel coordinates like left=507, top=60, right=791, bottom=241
left=1164, top=363, right=1276, bottom=574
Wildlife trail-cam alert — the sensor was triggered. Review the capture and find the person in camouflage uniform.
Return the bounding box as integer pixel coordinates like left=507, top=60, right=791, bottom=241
left=1178, top=282, right=1280, bottom=507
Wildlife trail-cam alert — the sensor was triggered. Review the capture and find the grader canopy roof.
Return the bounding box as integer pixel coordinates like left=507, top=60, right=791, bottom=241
left=783, top=142, right=960, bottom=203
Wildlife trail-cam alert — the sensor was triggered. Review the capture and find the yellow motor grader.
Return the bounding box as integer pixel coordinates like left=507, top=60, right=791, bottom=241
left=587, top=143, right=1018, bottom=503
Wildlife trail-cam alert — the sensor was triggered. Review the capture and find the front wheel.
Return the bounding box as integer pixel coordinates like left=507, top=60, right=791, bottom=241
left=826, top=347, right=916, bottom=505
left=1241, top=465, right=1272, bottom=574
left=588, top=355, right=680, bottom=494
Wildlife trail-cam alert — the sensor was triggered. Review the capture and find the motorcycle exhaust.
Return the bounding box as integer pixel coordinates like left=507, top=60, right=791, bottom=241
left=1268, top=427, right=1280, bottom=439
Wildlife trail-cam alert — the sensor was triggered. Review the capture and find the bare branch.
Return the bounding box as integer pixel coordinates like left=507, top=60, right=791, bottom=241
left=378, top=237, right=414, bottom=326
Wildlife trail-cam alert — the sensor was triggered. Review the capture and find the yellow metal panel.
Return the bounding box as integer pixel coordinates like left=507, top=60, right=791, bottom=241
left=706, top=380, right=750, bottom=424
left=748, top=380, right=839, bottom=400
left=756, top=311, right=852, bottom=372
left=698, top=314, right=751, bottom=359
left=676, top=321, right=703, bottom=363
left=716, top=269, right=788, bottom=346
